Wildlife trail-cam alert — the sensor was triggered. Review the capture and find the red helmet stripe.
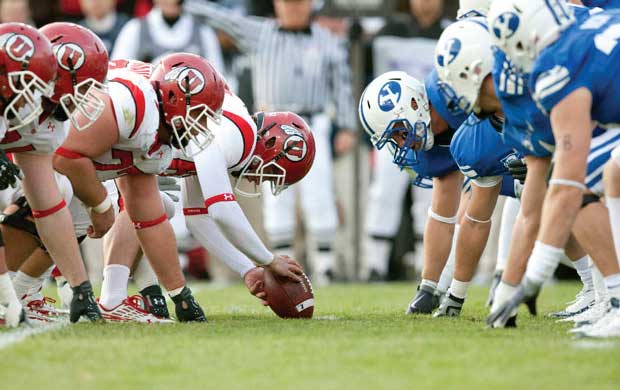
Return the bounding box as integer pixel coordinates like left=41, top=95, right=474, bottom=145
left=223, top=110, right=254, bottom=168
left=111, top=77, right=146, bottom=139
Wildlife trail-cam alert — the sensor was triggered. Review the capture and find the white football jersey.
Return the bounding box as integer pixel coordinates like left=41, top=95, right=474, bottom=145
left=0, top=112, right=68, bottom=154
left=91, top=60, right=172, bottom=181
left=162, top=91, right=256, bottom=177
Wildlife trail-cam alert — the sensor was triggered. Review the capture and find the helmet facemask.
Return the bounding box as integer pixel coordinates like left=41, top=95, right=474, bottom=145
left=234, top=155, right=287, bottom=198
left=4, top=70, right=54, bottom=130
left=59, top=77, right=108, bottom=131
left=170, top=103, right=221, bottom=157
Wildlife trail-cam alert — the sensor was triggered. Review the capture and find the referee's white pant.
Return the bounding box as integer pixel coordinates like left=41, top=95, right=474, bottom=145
left=262, top=113, right=338, bottom=276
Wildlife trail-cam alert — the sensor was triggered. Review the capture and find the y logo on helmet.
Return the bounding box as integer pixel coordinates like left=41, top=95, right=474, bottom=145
left=492, top=12, right=520, bottom=40
left=378, top=81, right=401, bottom=112
left=54, top=43, right=85, bottom=71
left=2, top=33, right=35, bottom=62
left=166, top=67, right=205, bottom=95
left=283, top=135, right=307, bottom=162
left=436, top=38, right=461, bottom=67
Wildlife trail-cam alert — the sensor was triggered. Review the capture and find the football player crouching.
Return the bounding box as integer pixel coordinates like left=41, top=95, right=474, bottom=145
left=96, top=90, right=314, bottom=322
left=53, top=53, right=226, bottom=322
left=0, top=22, right=107, bottom=324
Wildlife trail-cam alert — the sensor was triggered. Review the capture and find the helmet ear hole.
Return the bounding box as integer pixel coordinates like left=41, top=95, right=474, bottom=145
left=168, top=90, right=176, bottom=105
left=265, top=136, right=277, bottom=149
left=410, top=97, right=418, bottom=110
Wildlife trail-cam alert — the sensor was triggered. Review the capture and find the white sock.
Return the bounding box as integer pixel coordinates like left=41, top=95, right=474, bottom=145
left=525, top=241, right=564, bottom=286
left=364, top=237, right=391, bottom=276
left=438, top=224, right=459, bottom=294
left=133, top=257, right=159, bottom=292
left=12, top=271, right=41, bottom=300
left=607, top=197, right=620, bottom=262
left=0, top=272, right=20, bottom=306
left=449, top=279, right=471, bottom=299
left=491, top=280, right=519, bottom=313
left=572, top=256, right=593, bottom=291
left=421, top=279, right=438, bottom=292
left=603, top=273, right=620, bottom=299
left=99, top=264, right=130, bottom=309
left=497, top=198, right=520, bottom=273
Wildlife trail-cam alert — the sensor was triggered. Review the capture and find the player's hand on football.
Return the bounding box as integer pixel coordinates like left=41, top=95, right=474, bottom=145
left=87, top=207, right=115, bottom=238
left=507, top=158, right=527, bottom=184
left=244, top=267, right=268, bottom=306
left=265, top=255, right=303, bottom=283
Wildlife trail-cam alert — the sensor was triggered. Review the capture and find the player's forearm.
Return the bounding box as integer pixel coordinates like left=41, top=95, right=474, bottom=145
left=52, top=156, right=108, bottom=207
left=185, top=215, right=257, bottom=277
left=208, top=202, right=273, bottom=265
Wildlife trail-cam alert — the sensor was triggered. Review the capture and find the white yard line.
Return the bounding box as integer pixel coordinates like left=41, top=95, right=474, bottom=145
left=0, top=320, right=69, bottom=350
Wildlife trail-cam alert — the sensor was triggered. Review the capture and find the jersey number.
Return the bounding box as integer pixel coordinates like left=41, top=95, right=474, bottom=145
left=595, top=24, right=620, bottom=55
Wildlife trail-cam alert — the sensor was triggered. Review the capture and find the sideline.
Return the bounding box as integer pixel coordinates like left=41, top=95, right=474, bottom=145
left=0, top=320, right=69, bottom=350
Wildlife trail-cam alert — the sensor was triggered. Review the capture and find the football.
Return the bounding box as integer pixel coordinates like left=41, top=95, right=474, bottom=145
left=263, top=268, right=314, bottom=318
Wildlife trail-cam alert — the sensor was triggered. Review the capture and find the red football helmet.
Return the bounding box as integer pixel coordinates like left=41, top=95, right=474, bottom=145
left=235, top=112, right=316, bottom=197
left=0, top=23, right=57, bottom=130
left=39, top=22, right=108, bottom=131
left=150, top=52, right=225, bottom=157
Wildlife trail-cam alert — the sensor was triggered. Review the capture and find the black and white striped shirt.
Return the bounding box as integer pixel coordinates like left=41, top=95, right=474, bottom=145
left=185, top=0, right=356, bottom=129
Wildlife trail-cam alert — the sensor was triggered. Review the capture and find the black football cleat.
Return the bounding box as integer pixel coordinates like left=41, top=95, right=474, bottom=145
left=486, top=271, right=502, bottom=307
left=70, top=281, right=103, bottom=323
left=171, top=287, right=206, bottom=322
left=433, top=293, right=464, bottom=317
left=524, top=291, right=538, bottom=316
left=140, top=284, right=170, bottom=319
left=406, top=284, right=439, bottom=315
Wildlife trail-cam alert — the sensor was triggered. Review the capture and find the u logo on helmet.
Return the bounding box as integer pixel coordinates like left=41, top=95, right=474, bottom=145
left=166, top=66, right=205, bottom=95
left=378, top=81, right=401, bottom=112
left=2, top=33, right=35, bottom=62
left=283, top=135, right=307, bottom=162
left=55, top=43, right=85, bottom=71
left=436, top=38, right=461, bottom=67
left=492, top=12, right=520, bottom=40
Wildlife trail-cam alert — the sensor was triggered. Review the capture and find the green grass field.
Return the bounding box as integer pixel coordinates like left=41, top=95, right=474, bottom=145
left=1, top=282, right=619, bottom=389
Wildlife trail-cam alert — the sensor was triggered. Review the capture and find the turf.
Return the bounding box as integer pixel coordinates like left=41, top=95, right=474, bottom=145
left=1, top=282, right=619, bottom=389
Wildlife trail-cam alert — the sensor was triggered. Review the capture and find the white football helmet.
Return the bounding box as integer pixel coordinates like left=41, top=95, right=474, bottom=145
left=358, top=71, right=432, bottom=168
left=434, top=18, right=494, bottom=116
left=457, top=0, right=491, bottom=19
left=487, top=0, right=575, bottom=73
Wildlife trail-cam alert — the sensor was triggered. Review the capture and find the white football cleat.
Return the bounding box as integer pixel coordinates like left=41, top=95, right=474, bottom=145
left=561, top=296, right=606, bottom=325
left=98, top=295, right=174, bottom=324
left=551, top=287, right=595, bottom=319
left=575, top=298, right=620, bottom=337
left=22, top=295, right=67, bottom=323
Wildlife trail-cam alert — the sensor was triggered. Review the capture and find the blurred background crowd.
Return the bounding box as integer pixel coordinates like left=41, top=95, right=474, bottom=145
left=2, top=0, right=508, bottom=286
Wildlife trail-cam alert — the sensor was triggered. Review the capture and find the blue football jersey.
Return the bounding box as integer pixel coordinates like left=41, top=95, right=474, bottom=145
left=396, top=69, right=469, bottom=183
left=495, top=5, right=602, bottom=157
left=531, top=10, right=620, bottom=128
left=450, top=114, right=520, bottom=182
left=582, top=0, right=620, bottom=9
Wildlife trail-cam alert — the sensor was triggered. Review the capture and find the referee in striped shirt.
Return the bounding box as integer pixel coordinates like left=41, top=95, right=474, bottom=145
left=186, top=0, right=356, bottom=284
